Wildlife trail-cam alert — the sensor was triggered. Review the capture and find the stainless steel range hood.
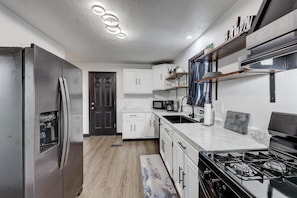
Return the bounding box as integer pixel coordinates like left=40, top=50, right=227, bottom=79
left=240, top=7, right=297, bottom=71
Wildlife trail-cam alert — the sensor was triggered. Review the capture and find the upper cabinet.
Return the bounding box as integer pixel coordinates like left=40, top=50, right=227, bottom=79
left=123, top=69, right=152, bottom=94
left=152, top=64, right=174, bottom=90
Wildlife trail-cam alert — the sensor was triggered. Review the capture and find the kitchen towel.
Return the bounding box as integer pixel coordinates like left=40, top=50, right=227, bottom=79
left=204, top=103, right=213, bottom=125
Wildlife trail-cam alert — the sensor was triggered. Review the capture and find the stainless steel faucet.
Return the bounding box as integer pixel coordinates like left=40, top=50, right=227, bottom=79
left=181, top=95, right=195, bottom=118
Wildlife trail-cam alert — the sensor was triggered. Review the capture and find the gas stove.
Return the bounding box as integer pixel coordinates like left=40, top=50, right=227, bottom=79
left=198, top=112, right=297, bottom=198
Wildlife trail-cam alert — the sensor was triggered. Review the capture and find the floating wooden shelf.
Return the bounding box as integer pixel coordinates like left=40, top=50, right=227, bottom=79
left=195, top=69, right=271, bottom=83
left=164, top=86, right=188, bottom=90
left=165, top=72, right=188, bottom=80
left=195, top=32, right=248, bottom=62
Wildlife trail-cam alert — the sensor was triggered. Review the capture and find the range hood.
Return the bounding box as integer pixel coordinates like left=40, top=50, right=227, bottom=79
left=240, top=0, right=297, bottom=71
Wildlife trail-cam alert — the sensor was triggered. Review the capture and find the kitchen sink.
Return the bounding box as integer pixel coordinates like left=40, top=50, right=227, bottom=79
left=162, top=115, right=198, bottom=124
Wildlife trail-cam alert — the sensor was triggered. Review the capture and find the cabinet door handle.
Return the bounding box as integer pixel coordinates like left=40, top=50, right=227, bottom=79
left=178, top=141, right=186, bottom=150
left=139, top=78, right=141, bottom=85
left=160, top=74, right=162, bottom=80
left=134, top=124, right=136, bottom=131
left=182, top=171, right=186, bottom=189
left=150, top=120, right=151, bottom=126
left=179, top=166, right=182, bottom=183
left=130, top=124, right=132, bottom=132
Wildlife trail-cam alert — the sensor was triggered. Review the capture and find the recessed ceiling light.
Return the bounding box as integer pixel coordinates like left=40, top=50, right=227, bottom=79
left=186, top=36, right=192, bottom=39
left=106, top=26, right=121, bottom=34
left=117, top=32, right=127, bottom=39
left=102, top=13, right=119, bottom=27
left=91, top=5, right=105, bottom=16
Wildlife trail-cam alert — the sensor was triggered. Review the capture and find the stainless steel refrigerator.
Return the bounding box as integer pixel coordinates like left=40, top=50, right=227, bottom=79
left=0, top=45, right=83, bottom=198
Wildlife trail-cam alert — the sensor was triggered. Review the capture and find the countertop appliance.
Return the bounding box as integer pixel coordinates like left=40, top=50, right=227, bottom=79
left=153, top=100, right=166, bottom=110
left=173, top=100, right=179, bottom=112
left=199, top=112, right=297, bottom=198
left=0, top=45, right=83, bottom=198
left=165, top=100, right=174, bottom=111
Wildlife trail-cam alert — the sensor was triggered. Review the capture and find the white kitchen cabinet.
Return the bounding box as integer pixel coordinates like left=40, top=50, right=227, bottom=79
left=173, top=140, right=185, bottom=197
left=172, top=132, right=199, bottom=198
left=159, top=120, right=173, bottom=177
left=184, top=155, right=199, bottom=198
left=160, top=127, right=165, bottom=159
left=122, top=113, right=145, bottom=139
left=122, top=112, right=158, bottom=139
left=152, top=64, right=174, bottom=90
left=123, top=69, right=152, bottom=94
left=145, top=112, right=155, bottom=137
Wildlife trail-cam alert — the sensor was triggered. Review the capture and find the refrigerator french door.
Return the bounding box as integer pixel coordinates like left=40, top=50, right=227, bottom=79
left=0, top=45, right=83, bottom=198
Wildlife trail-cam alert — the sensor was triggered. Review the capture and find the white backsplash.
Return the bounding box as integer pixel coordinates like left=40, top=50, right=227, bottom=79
left=214, top=117, right=270, bottom=147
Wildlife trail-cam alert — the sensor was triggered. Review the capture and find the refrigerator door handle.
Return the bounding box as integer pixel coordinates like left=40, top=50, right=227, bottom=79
left=59, top=77, right=68, bottom=170
left=63, top=78, right=71, bottom=166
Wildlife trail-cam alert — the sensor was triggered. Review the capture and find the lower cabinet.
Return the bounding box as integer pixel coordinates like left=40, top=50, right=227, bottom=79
left=173, top=140, right=185, bottom=196
left=122, top=113, right=145, bottom=139
left=122, top=112, right=158, bottom=139
left=145, top=112, right=155, bottom=137
left=184, top=155, right=199, bottom=198
left=172, top=131, right=199, bottom=198
left=159, top=120, right=173, bottom=177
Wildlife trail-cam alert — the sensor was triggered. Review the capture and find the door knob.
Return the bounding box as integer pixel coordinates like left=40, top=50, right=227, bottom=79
left=91, top=101, right=95, bottom=110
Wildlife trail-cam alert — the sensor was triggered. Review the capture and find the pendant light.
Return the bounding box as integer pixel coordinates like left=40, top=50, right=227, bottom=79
left=91, top=5, right=105, bottom=16
left=102, top=13, right=119, bottom=27
left=117, top=32, right=127, bottom=39
left=105, top=26, right=121, bottom=35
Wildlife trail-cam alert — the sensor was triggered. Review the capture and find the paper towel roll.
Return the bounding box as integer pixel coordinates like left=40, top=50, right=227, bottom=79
left=204, top=103, right=212, bottom=126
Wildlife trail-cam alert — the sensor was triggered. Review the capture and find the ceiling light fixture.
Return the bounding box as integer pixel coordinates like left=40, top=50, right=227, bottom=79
left=106, top=26, right=121, bottom=34
left=117, top=32, right=127, bottom=39
left=91, top=5, right=106, bottom=16
left=186, top=36, right=192, bottom=39
left=102, top=13, right=119, bottom=27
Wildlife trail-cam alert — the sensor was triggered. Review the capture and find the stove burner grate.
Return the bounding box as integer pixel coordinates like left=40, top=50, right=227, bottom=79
left=263, top=160, right=287, bottom=174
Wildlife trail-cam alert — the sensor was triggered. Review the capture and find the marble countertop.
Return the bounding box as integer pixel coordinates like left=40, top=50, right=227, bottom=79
left=154, top=110, right=267, bottom=152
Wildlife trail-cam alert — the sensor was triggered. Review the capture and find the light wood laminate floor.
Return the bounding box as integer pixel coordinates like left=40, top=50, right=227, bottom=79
left=78, top=136, right=159, bottom=198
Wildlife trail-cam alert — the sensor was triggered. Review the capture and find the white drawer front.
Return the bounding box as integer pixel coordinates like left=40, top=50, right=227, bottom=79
left=173, top=132, right=198, bottom=166
left=123, top=113, right=145, bottom=118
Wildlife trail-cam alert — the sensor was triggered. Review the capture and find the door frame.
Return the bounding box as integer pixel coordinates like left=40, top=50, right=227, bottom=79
left=88, top=72, right=117, bottom=136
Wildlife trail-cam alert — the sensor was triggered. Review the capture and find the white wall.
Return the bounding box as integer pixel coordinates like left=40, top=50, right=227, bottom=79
left=175, top=0, right=262, bottom=70
left=0, top=4, right=65, bottom=58
left=173, top=0, right=297, bottom=145
left=75, top=63, right=152, bottom=134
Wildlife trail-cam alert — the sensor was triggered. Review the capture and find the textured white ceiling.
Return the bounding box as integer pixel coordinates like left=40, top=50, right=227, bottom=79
left=0, top=0, right=237, bottom=64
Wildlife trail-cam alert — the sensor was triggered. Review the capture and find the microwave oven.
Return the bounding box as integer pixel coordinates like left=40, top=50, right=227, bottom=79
left=152, top=100, right=166, bottom=109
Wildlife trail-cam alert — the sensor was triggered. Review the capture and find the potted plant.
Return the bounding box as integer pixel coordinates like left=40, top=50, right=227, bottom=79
left=174, top=65, right=183, bottom=73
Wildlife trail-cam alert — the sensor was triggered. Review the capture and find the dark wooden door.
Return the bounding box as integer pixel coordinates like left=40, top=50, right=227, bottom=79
left=89, top=72, right=116, bottom=135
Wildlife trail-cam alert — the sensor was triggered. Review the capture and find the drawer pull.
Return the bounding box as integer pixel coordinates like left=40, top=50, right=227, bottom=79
left=178, top=141, right=186, bottom=150
left=182, top=171, right=186, bottom=189
left=178, top=166, right=182, bottom=183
